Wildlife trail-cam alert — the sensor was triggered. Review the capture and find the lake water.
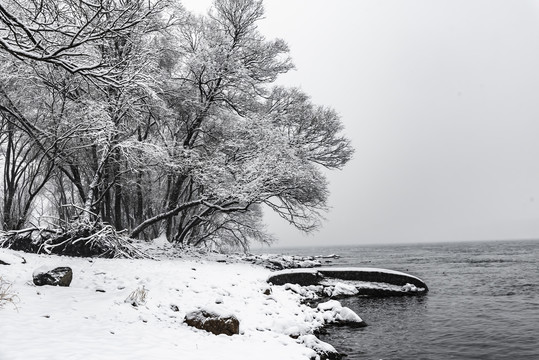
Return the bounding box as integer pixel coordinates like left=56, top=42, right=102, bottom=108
left=263, top=240, right=539, bottom=359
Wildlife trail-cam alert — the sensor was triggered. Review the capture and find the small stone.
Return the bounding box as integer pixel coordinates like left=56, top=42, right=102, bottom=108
left=263, top=287, right=272, bottom=295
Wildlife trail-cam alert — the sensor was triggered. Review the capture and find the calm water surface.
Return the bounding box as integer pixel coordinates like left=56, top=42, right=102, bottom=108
left=263, top=240, right=539, bottom=359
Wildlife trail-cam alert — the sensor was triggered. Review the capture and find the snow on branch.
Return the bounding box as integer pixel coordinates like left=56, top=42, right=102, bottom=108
left=0, top=0, right=176, bottom=87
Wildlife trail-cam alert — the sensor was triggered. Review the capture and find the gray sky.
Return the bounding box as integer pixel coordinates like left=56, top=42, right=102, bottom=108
left=181, top=0, right=539, bottom=247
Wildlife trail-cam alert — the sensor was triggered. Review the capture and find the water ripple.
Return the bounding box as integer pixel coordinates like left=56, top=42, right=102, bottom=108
left=302, top=240, right=539, bottom=359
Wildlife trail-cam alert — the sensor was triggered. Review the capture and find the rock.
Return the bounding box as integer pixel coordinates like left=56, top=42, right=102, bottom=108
left=32, top=266, right=73, bottom=287
left=317, top=300, right=367, bottom=328
left=301, top=335, right=345, bottom=360
left=316, top=350, right=345, bottom=360
left=334, top=306, right=368, bottom=328
left=262, top=287, right=272, bottom=295
left=184, top=309, right=239, bottom=336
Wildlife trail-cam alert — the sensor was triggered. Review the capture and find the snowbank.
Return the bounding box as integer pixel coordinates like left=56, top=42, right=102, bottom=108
left=0, top=248, right=347, bottom=360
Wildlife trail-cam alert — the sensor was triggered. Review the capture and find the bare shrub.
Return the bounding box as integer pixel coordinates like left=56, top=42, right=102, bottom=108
left=0, top=277, right=18, bottom=309
left=0, top=222, right=149, bottom=259
left=125, top=286, right=148, bottom=307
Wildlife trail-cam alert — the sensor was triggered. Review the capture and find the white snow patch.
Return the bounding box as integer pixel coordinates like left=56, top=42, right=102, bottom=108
left=152, top=233, right=171, bottom=248
left=0, top=249, right=25, bottom=265
left=0, top=249, right=325, bottom=360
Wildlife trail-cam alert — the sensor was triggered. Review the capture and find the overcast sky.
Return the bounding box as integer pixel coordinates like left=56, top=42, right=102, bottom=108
left=181, top=0, right=539, bottom=247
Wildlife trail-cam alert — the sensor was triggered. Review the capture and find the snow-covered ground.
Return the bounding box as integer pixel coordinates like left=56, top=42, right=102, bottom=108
left=0, top=244, right=359, bottom=360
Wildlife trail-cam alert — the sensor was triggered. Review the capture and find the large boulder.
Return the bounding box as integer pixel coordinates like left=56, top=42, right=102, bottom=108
left=33, top=266, right=73, bottom=287
left=184, top=309, right=239, bottom=336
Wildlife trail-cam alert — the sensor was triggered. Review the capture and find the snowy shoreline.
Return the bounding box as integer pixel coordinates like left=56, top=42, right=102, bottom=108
left=0, top=247, right=360, bottom=360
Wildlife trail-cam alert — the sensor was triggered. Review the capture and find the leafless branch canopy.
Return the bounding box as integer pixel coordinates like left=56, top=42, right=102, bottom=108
left=0, top=0, right=172, bottom=86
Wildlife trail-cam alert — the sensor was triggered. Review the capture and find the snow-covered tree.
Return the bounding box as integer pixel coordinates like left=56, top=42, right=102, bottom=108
left=0, top=0, right=353, bottom=253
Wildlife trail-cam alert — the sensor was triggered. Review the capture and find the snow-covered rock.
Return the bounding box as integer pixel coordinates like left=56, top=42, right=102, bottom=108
left=284, top=283, right=323, bottom=300
left=299, top=334, right=343, bottom=360
left=317, top=299, right=342, bottom=312
left=317, top=300, right=367, bottom=328
left=32, top=266, right=73, bottom=287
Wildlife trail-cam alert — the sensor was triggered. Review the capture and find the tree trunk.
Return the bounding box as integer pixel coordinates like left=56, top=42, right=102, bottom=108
left=2, top=121, right=15, bottom=230
left=114, top=181, right=122, bottom=229
left=129, top=199, right=203, bottom=239
left=80, top=142, right=111, bottom=223
left=113, top=152, right=122, bottom=229
left=136, top=172, right=144, bottom=225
